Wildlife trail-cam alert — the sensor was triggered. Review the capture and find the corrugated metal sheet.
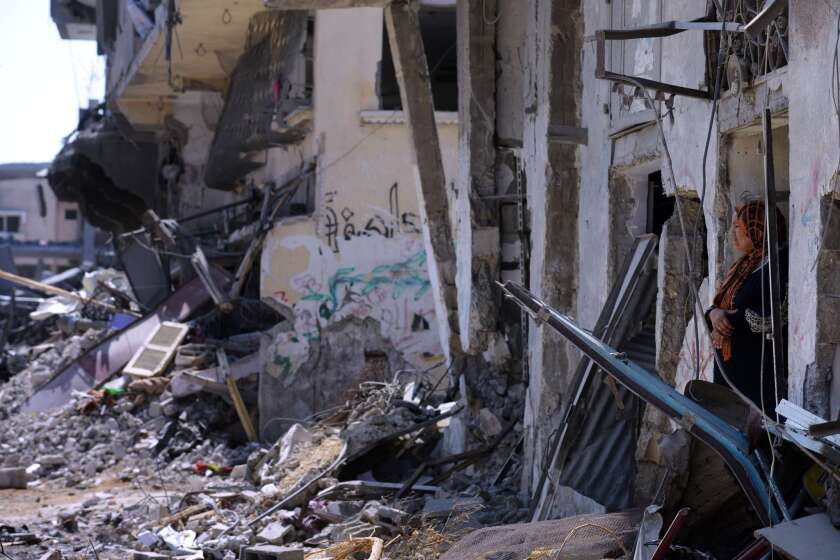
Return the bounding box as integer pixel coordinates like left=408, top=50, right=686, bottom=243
left=534, top=235, right=659, bottom=517
left=555, top=321, right=655, bottom=512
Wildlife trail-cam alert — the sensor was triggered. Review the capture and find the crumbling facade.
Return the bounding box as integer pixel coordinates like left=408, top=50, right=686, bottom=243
left=56, top=1, right=460, bottom=439
left=21, top=1, right=840, bottom=557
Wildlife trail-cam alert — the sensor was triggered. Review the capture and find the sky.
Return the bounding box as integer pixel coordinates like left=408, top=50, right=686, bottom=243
left=0, top=1, right=105, bottom=165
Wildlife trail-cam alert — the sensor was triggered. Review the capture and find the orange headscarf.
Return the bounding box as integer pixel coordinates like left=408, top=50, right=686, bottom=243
left=713, top=201, right=786, bottom=361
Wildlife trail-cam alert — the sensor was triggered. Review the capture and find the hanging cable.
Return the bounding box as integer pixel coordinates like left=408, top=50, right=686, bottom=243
left=621, top=77, right=840, bottom=486
left=691, top=0, right=731, bottom=381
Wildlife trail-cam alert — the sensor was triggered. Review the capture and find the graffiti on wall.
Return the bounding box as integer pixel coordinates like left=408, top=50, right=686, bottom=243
left=299, top=250, right=431, bottom=323
left=323, top=183, right=422, bottom=253
left=263, top=232, right=440, bottom=380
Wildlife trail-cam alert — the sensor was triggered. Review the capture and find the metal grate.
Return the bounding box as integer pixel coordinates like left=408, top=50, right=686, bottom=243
left=715, top=0, right=788, bottom=92
left=205, top=11, right=308, bottom=190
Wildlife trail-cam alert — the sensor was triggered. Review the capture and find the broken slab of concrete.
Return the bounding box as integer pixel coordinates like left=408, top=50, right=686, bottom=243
left=0, top=467, right=27, bottom=489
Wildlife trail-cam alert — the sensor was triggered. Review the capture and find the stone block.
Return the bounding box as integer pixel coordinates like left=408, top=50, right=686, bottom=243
left=239, top=545, right=304, bottom=560
left=0, top=467, right=27, bottom=489
left=478, top=408, right=503, bottom=437
left=256, top=522, right=293, bottom=545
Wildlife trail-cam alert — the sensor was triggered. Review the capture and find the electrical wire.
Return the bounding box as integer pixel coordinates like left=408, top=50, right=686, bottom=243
left=621, top=78, right=840, bottom=489
left=691, top=0, right=731, bottom=382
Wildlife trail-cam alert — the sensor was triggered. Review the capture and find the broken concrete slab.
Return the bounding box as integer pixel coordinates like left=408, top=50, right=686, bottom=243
left=756, top=513, right=840, bottom=560
left=256, top=522, right=294, bottom=545
left=0, top=467, right=27, bottom=489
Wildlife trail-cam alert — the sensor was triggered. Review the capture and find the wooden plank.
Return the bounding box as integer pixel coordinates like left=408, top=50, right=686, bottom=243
left=755, top=513, right=840, bottom=560
left=0, top=268, right=137, bottom=316
left=219, top=348, right=258, bottom=442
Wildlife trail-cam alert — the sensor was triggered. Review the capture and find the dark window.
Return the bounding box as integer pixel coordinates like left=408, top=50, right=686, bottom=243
left=646, top=171, right=674, bottom=237
left=36, top=184, right=47, bottom=218
left=7, top=216, right=20, bottom=233
left=379, top=8, right=458, bottom=111
left=65, top=209, right=79, bottom=221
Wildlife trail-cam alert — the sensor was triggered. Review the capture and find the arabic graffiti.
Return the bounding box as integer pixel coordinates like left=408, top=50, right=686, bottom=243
left=323, top=183, right=422, bottom=253
left=298, top=250, right=431, bottom=324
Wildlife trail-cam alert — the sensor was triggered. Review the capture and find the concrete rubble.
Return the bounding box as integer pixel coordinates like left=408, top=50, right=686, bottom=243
left=0, top=267, right=525, bottom=559
left=7, top=1, right=840, bottom=559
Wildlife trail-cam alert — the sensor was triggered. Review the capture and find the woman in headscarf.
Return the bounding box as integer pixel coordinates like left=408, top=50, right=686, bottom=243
left=706, top=200, right=788, bottom=410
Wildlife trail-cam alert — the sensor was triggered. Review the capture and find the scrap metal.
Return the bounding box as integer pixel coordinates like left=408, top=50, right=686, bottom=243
left=499, top=280, right=782, bottom=525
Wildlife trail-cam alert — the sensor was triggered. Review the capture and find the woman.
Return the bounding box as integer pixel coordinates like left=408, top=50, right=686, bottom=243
left=706, top=200, right=788, bottom=410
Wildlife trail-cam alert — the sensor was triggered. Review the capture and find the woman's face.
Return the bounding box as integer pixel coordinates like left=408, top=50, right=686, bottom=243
left=731, top=215, right=755, bottom=254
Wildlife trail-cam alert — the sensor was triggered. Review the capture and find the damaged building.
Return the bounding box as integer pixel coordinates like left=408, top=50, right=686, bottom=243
left=2, top=0, right=840, bottom=559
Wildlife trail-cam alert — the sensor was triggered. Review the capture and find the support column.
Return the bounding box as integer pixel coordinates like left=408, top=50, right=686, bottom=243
left=455, top=0, right=499, bottom=354
left=385, top=0, right=461, bottom=357
left=521, top=0, right=583, bottom=495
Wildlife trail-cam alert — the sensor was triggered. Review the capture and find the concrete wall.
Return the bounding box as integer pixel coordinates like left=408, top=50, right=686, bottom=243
left=258, top=8, right=458, bottom=435
left=171, top=92, right=244, bottom=221
left=517, top=0, right=840, bottom=517
left=521, top=0, right=583, bottom=495
left=787, top=1, right=840, bottom=417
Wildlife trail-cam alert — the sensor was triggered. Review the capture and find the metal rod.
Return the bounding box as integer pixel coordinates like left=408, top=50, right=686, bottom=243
left=179, top=196, right=256, bottom=224
left=761, top=109, right=787, bottom=401
left=754, top=449, right=792, bottom=521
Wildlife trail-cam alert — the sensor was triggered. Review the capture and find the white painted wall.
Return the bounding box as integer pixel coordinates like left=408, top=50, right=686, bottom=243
left=258, top=8, right=459, bottom=385
left=0, top=176, right=80, bottom=244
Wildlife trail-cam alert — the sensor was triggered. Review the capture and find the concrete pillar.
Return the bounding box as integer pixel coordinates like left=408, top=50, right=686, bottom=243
left=787, top=0, right=840, bottom=415
left=384, top=0, right=462, bottom=358
left=635, top=199, right=705, bottom=508
left=455, top=0, right=499, bottom=353
left=521, top=0, right=583, bottom=493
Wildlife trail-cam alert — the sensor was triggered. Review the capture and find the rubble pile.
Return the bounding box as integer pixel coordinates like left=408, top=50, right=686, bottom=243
left=1, top=349, right=526, bottom=560
left=0, top=208, right=527, bottom=559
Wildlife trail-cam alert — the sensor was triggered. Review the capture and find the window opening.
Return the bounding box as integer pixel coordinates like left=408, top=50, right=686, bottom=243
left=713, top=0, right=788, bottom=92
left=0, top=213, right=23, bottom=235
left=379, top=7, right=458, bottom=111
left=646, top=171, right=675, bottom=238
left=65, top=209, right=79, bottom=221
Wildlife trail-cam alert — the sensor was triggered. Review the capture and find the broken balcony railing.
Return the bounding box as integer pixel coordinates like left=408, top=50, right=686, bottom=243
left=498, top=280, right=784, bottom=525
left=595, top=0, right=788, bottom=101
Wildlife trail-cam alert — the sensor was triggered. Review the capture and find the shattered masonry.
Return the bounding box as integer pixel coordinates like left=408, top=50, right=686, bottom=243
left=2, top=1, right=840, bottom=559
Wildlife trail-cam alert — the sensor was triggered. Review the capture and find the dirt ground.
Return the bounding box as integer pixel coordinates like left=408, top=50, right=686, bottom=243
left=1, top=477, right=154, bottom=559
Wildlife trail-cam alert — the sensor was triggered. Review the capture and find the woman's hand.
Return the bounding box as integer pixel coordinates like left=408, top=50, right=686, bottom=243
left=709, top=307, right=737, bottom=336
left=712, top=329, right=726, bottom=349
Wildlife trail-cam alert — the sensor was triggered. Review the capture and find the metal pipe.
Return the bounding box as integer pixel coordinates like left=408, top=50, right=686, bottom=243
left=761, top=109, right=787, bottom=403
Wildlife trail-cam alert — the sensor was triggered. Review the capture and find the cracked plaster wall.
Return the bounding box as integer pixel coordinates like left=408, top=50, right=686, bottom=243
left=256, top=9, right=458, bottom=437
left=521, top=0, right=583, bottom=496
